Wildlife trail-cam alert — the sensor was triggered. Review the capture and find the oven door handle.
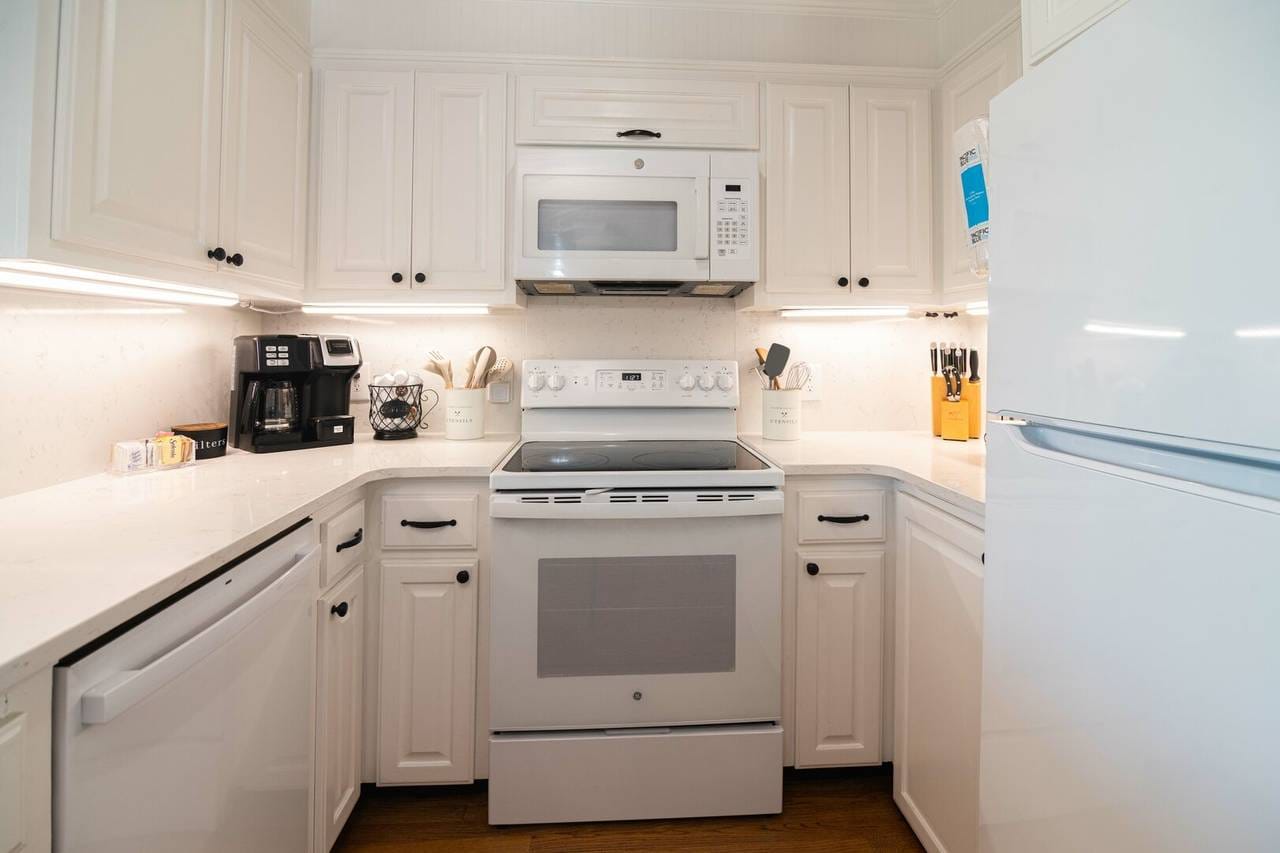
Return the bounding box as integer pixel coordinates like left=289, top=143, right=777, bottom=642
left=490, top=491, right=783, bottom=519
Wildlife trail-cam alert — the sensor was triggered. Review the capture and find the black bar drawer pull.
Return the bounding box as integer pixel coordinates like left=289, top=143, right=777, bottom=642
left=335, top=528, right=363, bottom=553
left=401, top=519, right=457, bottom=530
left=616, top=128, right=661, bottom=138
left=817, top=514, right=870, bottom=524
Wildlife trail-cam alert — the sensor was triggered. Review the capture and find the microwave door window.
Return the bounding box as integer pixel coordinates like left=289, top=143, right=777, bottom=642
left=537, top=554, right=736, bottom=677
left=537, top=200, right=678, bottom=252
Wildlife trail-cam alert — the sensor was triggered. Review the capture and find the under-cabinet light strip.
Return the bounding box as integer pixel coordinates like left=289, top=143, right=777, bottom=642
left=301, top=303, right=490, bottom=316
left=778, top=306, right=910, bottom=318
left=0, top=261, right=240, bottom=307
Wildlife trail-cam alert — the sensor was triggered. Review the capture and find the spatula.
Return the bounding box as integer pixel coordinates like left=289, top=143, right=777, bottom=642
left=762, top=343, right=790, bottom=391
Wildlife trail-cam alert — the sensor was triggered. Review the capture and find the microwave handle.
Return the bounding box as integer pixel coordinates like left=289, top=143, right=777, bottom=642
left=693, top=179, right=710, bottom=260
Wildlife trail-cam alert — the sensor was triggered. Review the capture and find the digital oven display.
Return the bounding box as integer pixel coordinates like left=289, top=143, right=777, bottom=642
left=621, top=372, right=642, bottom=382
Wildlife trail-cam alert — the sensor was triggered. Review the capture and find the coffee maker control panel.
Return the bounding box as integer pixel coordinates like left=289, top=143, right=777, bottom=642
left=320, top=335, right=361, bottom=368
left=261, top=339, right=303, bottom=369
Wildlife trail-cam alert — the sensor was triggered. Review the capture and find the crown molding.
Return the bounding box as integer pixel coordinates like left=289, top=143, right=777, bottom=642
left=500, top=0, right=946, bottom=22
left=936, top=7, right=1021, bottom=78
left=312, top=47, right=939, bottom=80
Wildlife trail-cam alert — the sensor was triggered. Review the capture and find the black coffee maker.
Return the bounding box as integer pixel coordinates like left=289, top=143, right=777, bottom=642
left=231, top=335, right=362, bottom=453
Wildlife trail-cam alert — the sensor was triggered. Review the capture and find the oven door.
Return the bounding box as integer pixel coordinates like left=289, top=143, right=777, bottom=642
left=489, top=492, right=782, bottom=731
left=513, top=149, right=710, bottom=282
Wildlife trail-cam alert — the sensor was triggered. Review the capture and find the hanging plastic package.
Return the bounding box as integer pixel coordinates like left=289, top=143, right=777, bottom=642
left=954, top=117, right=991, bottom=278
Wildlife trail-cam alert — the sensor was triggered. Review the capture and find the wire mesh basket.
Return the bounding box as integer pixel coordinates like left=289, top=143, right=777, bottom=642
left=368, top=383, right=439, bottom=440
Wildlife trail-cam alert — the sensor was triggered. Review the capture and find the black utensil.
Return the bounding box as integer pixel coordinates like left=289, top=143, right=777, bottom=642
left=763, top=344, right=791, bottom=391
left=930, top=342, right=938, bottom=375
left=970, top=349, right=980, bottom=382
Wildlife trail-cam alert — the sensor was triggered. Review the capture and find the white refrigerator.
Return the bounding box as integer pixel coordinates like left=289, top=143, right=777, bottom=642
left=982, top=1, right=1280, bottom=851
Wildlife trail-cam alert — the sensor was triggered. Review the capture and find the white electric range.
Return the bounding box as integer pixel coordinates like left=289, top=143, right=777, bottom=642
left=487, top=359, right=784, bottom=825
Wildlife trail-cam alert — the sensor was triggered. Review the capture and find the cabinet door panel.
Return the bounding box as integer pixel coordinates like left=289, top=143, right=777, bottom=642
left=379, top=558, right=477, bottom=785
left=894, top=494, right=984, bottom=853
left=794, top=551, right=883, bottom=768
left=220, top=0, right=308, bottom=291
left=314, top=70, right=414, bottom=290
left=851, top=87, right=932, bottom=296
left=412, top=73, right=506, bottom=291
left=53, top=0, right=224, bottom=269
left=765, top=84, right=850, bottom=295
left=316, top=566, right=364, bottom=852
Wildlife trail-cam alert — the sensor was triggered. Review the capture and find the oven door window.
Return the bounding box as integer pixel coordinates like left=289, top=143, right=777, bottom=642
left=537, top=555, right=735, bottom=677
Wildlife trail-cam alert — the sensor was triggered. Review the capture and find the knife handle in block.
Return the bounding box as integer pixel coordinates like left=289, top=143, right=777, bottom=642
left=962, top=378, right=982, bottom=438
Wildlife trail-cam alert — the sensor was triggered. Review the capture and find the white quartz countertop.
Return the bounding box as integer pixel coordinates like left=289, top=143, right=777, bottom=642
left=740, top=431, right=986, bottom=515
left=0, top=434, right=518, bottom=692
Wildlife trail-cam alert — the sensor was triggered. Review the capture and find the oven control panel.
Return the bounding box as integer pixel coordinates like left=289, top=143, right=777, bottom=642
left=523, top=360, right=739, bottom=408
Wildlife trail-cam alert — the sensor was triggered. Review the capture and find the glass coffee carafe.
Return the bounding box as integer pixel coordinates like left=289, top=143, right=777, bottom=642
left=259, top=380, right=299, bottom=433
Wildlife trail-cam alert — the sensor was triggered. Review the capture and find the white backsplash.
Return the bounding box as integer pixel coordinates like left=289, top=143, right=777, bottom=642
left=0, top=288, right=261, bottom=498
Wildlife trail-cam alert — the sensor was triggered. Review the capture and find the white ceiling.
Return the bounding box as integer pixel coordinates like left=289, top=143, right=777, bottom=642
left=506, top=0, right=952, bottom=21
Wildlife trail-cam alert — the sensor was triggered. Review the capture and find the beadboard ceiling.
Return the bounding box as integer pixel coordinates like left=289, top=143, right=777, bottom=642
left=507, top=0, right=953, bottom=20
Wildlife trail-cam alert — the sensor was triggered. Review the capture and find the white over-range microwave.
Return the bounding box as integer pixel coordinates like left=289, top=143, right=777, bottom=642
left=512, top=147, right=758, bottom=296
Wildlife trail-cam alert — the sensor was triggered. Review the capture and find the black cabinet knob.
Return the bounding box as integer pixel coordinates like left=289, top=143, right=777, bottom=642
left=391, top=272, right=403, bottom=283
left=414, top=272, right=426, bottom=283
left=806, top=562, right=820, bottom=576
left=330, top=601, right=349, bottom=618
left=837, top=276, right=849, bottom=287
left=456, top=569, right=470, bottom=584
left=857, top=277, right=870, bottom=288
left=207, top=247, right=226, bottom=261
left=225, top=253, right=244, bottom=267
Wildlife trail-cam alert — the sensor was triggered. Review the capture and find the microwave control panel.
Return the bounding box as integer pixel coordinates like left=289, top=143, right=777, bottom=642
left=709, top=153, right=758, bottom=282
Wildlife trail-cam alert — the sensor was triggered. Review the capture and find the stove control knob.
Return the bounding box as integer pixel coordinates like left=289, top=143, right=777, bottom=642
left=547, top=373, right=567, bottom=391
left=717, top=374, right=735, bottom=391
left=678, top=373, right=696, bottom=391
left=527, top=373, right=545, bottom=391
left=697, top=373, right=715, bottom=391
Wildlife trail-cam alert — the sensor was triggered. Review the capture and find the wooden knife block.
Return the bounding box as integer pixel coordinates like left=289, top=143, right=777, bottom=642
left=941, top=401, right=970, bottom=441
left=931, top=375, right=945, bottom=437
left=960, top=378, right=982, bottom=439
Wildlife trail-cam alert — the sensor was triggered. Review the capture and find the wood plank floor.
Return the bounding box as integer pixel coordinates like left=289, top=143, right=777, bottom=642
left=334, top=766, right=924, bottom=852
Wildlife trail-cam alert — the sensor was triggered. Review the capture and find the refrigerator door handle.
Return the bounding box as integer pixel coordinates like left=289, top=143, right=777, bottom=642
left=997, top=420, right=1280, bottom=511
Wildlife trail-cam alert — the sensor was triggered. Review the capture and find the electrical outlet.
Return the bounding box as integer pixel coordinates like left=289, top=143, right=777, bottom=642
left=801, top=363, right=822, bottom=401
left=350, top=370, right=370, bottom=402
left=487, top=381, right=512, bottom=404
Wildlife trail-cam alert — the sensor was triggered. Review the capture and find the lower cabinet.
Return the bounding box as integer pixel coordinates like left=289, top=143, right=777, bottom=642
left=893, top=493, right=985, bottom=853
left=316, top=565, right=365, bottom=852
left=0, top=669, right=52, bottom=853
left=794, top=551, right=884, bottom=768
left=378, top=557, right=478, bottom=785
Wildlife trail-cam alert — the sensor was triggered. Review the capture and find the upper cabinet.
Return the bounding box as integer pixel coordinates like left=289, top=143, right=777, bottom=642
left=516, top=76, right=758, bottom=149
left=938, top=27, right=1022, bottom=300
left=3, top=0, right=310, bottom=301
left=756, top=82, right=932, bottom=306
left=1022, top=0, right=1127, bottom=67
left=311, top=70, right=511, bottom=302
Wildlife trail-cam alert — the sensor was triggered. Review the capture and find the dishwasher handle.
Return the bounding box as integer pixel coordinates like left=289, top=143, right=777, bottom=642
left=80, top=544, right=320, bottom=725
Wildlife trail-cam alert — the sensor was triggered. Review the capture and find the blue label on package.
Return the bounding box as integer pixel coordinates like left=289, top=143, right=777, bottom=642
left=960, top=163, right=989, bottom=229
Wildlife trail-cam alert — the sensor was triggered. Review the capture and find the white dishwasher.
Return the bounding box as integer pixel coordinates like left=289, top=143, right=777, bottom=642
left=53, top=519, right=320, bottom=853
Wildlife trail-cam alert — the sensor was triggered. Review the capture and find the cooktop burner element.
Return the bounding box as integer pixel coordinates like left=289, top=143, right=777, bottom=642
left=503, top=440, right=769, bottom=474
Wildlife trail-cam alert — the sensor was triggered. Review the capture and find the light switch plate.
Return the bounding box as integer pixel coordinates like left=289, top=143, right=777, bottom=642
left=801, top=363, right=822, bottom=401
left=350, top=370, right=370, bottom=402
left=487, top=382, right=511, bottom=404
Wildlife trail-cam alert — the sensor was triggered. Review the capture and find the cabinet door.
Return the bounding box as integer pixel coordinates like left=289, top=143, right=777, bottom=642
left=316, top=566, right=364, bottom=852
left=894, top=494, right=984, bottom=853
left=794, top=552, right=883, bottom=768
left=219, top=0, right=309, bottom=292
left=764, top=84, right=850, bottom=295
left=939, top=29, right=1021, bottom=298
left=0, top=670, right=52, bottom=853
left=313, top=70, right=414, bottom=291
left=411, top=73, right=506, bottom=292
left=52, top=0, right=225, bottom=270
left=1023, top=0, right=1127, bottom=66
left=851, top=87, right=932, bottom=298
left=378, top=558, right=477, bottom=785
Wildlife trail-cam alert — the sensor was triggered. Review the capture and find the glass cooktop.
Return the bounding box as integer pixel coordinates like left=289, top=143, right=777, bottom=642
left=502, top=440, right=771, bottom=474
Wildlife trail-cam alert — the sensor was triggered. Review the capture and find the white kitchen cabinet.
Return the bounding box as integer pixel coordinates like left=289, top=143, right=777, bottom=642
left=378, top=557, right=477, bottom=785
left=0, top=669, right=52, bottom=853
left=516, top=75, right=759, bottom=148
left=851, top=87, right=932, bottom=297
left=894, top=492, right=985, bottom=853
left=313, top=70, right=415, bottom=292
left=938, top=27, right=1021, bottom=300
left=316, top=566, right=364, bottom=852
left=764, top=83, right=850, bottom=296
left=218, top=0, right=309, bottom=292
left=794, top=552, right=884, bottom=768
left=1022, top=0, right=1127, bottom=67
left=52, top=0, right=226, bottom=272
left=411, top=73, right=506, bottom=292
left=759, top=83, right=932, bottom=306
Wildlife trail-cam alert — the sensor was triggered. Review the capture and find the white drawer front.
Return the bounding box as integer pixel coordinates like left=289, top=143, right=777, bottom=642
left=797, top=491, right=886, bottom=543
left=516, top=76, right=759, bottom=148
left=381, top=495, right=478, bottom=549
left=320, top=499, right=366, bottom=588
